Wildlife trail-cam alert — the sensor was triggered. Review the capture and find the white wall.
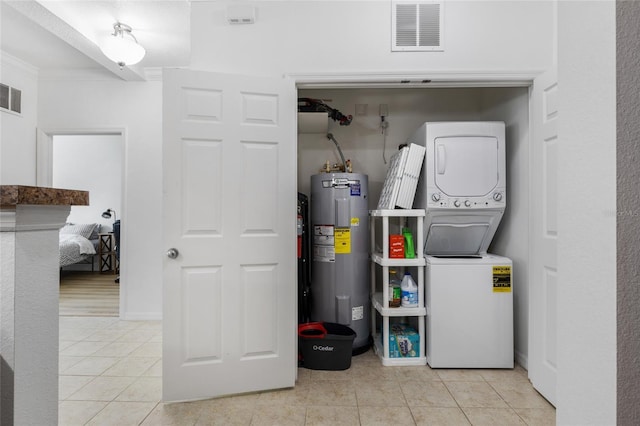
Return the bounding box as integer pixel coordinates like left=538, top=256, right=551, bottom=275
left=557, top=2, right=616, bottom=424
left=38, top=79, right=162, bottom=320
left=52, top=134, right=122, bottom=232
left=191, top=1, right=554, bottom=75
left=0, top=54, right=38, bottom=185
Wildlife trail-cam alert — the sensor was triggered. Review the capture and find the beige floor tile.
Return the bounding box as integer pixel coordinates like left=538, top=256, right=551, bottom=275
left=103, top=320, right=146, bottom=331
left=60, top=317, right=118, bottom=330
left=445, top=381, right=508, bottom=408
left=91, top=341, right=145, bottom=357
left=59, top=355, right=85, bottom=373
left=117, top=329, right=158, bottom=343
left=411, top=406, right=471, bottom=426
left=59, top=340, right=77, bottom=351
left=488, top=380, right=554, bottom=409
left=196, top=404, right=255, bottom=426
left=59, top=327, right=99, bottom=342
left=135, top=320, right=162, bottom=331
left=140, top=401, right=202, bottom=426
left=462, top=407, right=527, bottom=426
left=58, top=400, right=108, bottom=426
left=196, top=393, right=262, bottom=409
left=84, top=328, right=130, bottom=342
left=305, top=405, right=360, bottom=426
left=59, top=375, right=95, bottom=400
left=358, top=406, right=416, bottom=425
left=67, top=376, right=135, bottom=401
left=116, top=377, right=163, bottom=402
left=355, top=379, right=407, bottom=406
left=309, top=367, right=357, bottom=381
left=348, top=361, right=398, bottom=382
left=61, top=340, right=110, bottom=357
left=305, top=380, right=357, bottom=406
left=514, top=406, right=556, bottom=426
left=400, top=380, right=458, bottom=408
left=478, top=366, right=530, bottom=382
left=394, top=365, right=442, bottom=382
left=256, top=386, right=309, bottom=406
left=436, top=369, right=487, bottom=382
left=63, top=356, right=120, bottom=376
left=143, top=359, right=163, bottom=377
left=296, top=367, right=313, bottom=385
left=149, top=332, right=163, bottom=343
left=102, top=356, right=159, bottom=377
left=249, top=404, right=306, bottom=426
left=129, top=341, right=163, bottom=357
left=86, top=401, right=157, bottom=426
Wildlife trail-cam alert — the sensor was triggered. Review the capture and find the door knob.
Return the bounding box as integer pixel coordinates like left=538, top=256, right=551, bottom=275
left=166, top=248, right=179, bottom=259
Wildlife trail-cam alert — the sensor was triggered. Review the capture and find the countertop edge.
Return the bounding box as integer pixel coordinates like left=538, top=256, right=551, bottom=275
left=0, top=185, right=89, bottom=207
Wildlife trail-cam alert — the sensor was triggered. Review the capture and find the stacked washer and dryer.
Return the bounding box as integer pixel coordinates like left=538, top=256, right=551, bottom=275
left=409, top=122, right=514, bottom=369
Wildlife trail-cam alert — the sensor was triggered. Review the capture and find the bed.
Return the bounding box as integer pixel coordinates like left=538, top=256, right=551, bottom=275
left=59, top=223, right=100, bottom=268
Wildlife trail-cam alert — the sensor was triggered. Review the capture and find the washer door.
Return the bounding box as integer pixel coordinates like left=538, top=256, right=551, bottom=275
left=433, top=136, right=499, bottom=197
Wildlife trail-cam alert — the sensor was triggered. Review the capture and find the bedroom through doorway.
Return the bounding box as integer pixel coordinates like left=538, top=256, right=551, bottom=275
left=52, top=133, right=123, bottom=317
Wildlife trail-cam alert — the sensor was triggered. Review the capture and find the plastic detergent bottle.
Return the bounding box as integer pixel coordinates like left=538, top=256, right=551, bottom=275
left=388, top=269, right=402, bottom=308
left=402, top=227, right=415, bottom=259
left=401, top=272, right=418, bottom=307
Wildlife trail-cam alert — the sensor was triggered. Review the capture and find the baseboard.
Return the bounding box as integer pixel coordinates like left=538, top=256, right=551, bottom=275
left=515, top=349, right=528, bottom=370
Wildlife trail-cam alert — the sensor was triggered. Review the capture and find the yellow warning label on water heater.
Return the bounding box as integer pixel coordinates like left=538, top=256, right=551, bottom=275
left=493, top=266, right=512, bottom=293
left=351, top=217, right=360, bottom=227
left=334, top=228, right=351, bottom=254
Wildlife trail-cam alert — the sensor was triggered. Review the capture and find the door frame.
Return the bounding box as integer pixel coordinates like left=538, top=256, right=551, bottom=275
left=36, top=127, right=128, bottom=316
left=290, top=70, right=542, bottom=372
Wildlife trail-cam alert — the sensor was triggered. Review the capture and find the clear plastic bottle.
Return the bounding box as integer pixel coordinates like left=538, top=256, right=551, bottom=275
left=388, top=269, right=402, bottom=308
left=400, top=272, right=418, bottom=307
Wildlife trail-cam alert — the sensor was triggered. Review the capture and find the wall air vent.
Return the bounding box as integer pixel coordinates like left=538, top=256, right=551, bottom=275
left=0, top=83, right=22, bottom=115
left=392, top=0, right=444, bottom=52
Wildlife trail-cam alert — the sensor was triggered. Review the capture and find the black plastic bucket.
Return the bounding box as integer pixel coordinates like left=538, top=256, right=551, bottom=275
left=298, top=322, right=356, bottom=370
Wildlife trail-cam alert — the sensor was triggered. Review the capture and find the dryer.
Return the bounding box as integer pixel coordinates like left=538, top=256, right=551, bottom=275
left=409, top=122, right=506, bottom=256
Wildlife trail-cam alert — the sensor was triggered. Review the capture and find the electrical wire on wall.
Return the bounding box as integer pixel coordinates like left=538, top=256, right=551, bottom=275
left=380, top=104, right=389, bottom=164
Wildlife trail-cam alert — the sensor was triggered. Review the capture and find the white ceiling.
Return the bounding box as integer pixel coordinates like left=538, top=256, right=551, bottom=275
left=1, top=0, right=191, bottom=81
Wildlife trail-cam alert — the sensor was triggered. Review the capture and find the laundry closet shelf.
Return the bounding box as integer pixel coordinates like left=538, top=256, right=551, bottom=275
left=371, top=253, right=426, bottom=267
left=372, top=292, right=427, bottom=317
left=369, top=209, right=425, bottom=217
left=372, top=339, right=427, bottom=367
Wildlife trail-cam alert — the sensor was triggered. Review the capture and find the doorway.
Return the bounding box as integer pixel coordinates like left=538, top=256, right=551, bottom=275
left=37, top=129, right=125, bottom=317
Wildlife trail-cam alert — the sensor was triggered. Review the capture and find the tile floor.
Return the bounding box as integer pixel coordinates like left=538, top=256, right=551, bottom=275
left=58, top=317, right=555, bottom=425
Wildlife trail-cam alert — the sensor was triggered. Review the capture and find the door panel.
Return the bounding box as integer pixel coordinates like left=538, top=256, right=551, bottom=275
left=529, top=69, right=558, bottom=406
left=163, top=69, right=296, bottom=402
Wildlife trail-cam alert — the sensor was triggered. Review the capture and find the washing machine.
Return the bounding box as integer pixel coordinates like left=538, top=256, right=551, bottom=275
left=425, top=254, right=514, bottom=368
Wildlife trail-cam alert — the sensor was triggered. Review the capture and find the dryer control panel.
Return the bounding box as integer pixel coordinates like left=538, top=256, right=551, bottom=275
left=427, top=190, right=506, bottom=209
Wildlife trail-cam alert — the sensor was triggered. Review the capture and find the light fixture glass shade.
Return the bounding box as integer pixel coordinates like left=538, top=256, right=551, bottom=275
left=100, top=23, right=145, bottom=68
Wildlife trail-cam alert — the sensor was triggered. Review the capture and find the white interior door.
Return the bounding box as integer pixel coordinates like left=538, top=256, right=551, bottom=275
left=528, top=69, right=558, bottom=406
left=162, top=69, right=296, bottom=402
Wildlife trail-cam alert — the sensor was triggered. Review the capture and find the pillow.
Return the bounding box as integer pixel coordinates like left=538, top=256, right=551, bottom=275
left=89, top=224, right=101, bottom=240
left=60, top=223, right=98, bottom=239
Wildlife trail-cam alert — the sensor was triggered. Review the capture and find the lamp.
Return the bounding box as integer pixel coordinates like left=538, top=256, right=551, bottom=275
left=101, top=208, right=117, bottom=223
left=100, top=22, right=145, bottom=69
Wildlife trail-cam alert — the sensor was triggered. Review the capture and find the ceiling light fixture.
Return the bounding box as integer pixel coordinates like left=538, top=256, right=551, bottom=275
left=100, top=22, right=145, bottom=69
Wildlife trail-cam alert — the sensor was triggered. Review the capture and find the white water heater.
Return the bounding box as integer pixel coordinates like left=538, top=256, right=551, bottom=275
left=310, top=173, right=370, bottom=352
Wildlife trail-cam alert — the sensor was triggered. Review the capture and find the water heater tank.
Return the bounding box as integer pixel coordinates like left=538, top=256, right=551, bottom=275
left=310, top=173, right=370, bottom=352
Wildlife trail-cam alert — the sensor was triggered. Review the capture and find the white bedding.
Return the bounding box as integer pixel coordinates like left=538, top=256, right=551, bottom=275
left=59, top=234, right=96, bottom=267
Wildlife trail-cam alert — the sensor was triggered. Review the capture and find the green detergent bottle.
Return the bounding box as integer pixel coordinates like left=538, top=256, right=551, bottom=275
left=402, top=227, right=415, bottom=259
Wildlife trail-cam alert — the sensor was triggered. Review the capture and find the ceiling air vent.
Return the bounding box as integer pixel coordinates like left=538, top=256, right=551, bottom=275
left=0, top=83, right=21, bottom=115
left=392, top=0, right=444, bottom=52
